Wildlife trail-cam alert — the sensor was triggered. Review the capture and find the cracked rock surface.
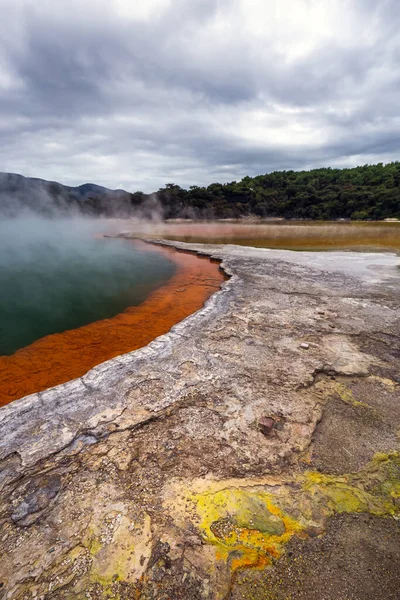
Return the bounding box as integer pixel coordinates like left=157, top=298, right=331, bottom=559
left=0, top=241, right=399, bottom=600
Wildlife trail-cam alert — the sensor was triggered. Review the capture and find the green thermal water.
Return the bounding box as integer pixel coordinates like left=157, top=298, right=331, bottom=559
left=0, top=219, right=176, bottom=356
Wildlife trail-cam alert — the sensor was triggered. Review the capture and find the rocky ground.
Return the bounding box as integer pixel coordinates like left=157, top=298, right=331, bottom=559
left=0, top=241, right=399, bottom=600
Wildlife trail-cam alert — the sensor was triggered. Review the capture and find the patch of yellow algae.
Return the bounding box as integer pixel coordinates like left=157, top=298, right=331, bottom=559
left=186, top=488, right=304, bottom=572
left=87, top=529, right=103, bottom=556
left=300, top=452, right=400, bottom=520
left=302, top=472, right=384, bottom=515
left=334, top=382, right=373, bottom=410
left=361, top=451, right=400, bottom=506
left=165, top=452, right=399, bottom=579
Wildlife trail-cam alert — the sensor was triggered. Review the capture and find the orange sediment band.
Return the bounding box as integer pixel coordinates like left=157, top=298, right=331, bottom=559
left=0, top=242, right=226, bottom=407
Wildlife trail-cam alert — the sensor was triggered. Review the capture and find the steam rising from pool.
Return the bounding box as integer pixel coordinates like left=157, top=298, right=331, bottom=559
left=0, top=217, right=176, bottom=355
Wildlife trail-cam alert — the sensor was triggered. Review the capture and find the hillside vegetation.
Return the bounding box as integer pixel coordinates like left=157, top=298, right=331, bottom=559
left=1, top=162, right=400, bottom=220
left=149, top=162, right=400, bottom=220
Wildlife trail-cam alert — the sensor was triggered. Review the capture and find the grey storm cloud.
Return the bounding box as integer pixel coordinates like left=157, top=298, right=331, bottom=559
left=0, top=0, right=399, bottom=191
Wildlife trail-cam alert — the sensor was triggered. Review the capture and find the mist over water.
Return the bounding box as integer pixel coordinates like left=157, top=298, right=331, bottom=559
left=0, top=217, right=176, bottom=355
left=130, top=220, right=400, bottom=252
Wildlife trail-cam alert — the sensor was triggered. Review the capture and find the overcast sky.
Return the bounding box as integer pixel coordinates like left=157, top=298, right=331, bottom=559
left=0, top=0, right=399, bottom=192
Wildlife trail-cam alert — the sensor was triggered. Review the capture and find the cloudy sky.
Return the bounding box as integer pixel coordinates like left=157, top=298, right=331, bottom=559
left=0, top=0, right=399, bottom=192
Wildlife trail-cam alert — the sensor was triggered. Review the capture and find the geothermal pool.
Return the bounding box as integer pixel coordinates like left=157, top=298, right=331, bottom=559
left=3, top=218, right=397, bottom=407
left=0, top=220, right=177, bottom=356
left=0, top=219, right=225, bottom=405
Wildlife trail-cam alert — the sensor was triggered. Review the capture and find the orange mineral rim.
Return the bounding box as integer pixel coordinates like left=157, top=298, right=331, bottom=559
left=0, top=241, right=226, bottom=407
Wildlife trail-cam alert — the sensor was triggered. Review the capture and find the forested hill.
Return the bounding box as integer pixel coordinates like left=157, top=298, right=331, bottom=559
left=151, top=162, right=400, bottom=220
left=1, top=162, right=400, bottom=220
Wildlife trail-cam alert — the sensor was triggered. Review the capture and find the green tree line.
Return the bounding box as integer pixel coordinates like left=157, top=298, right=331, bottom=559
left=132, top=162, right=400, bottom=220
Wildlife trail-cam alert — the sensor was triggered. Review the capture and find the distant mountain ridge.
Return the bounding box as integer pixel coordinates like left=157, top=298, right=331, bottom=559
left=0, top=172, right=136, bottom=217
